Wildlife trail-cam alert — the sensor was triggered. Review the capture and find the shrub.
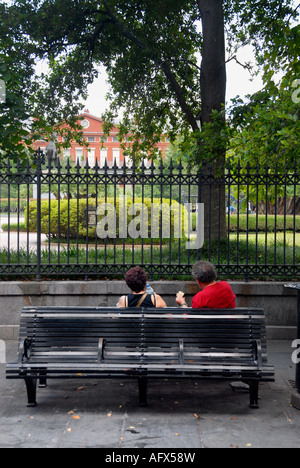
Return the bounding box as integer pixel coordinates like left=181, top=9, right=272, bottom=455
left=0, top=198, right=28, bottom=213
left=25, top=197, right=187, bottom=241
left=227, top=214, right=300, bottom=232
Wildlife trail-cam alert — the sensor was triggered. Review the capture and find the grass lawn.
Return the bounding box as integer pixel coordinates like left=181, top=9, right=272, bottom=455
left=0, top=233, right=299, bottom=281
left=229, top=231, right=300, bottom=246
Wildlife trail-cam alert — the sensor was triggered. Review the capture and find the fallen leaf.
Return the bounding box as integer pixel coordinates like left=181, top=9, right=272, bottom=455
left=107, top=412, right=112, bottom=418
left=194, top=413, right=200, bottom=420
left=72, top=415, right=80, bottom=420
left=68, top=411, right=74, bottom=415
left=67, top=428, right=72, bottom=433
left=175, top=433, right=179, bottom=436
left=246, top=443, right=252, bottom=447
left=231, top=417, right=238, bottom=420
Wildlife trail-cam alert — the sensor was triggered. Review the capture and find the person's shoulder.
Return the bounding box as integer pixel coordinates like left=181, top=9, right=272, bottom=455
left=192, top=290, right=204, bottom=307
left=154, top=293, right=167, bottom=308
left=218, top=281, right=232, bottom=288
left=118, top=295, right=126, bottom=308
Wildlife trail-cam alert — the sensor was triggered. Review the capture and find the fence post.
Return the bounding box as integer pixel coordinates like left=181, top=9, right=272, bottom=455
left=34, top=149, right=45, bottom=282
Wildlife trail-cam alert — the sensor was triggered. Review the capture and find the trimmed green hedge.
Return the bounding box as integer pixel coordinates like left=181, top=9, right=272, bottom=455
left=227, top=214, right=300, bottom=232
left=25, top=197, right=187, bottom=241
left=0, top=198, right=28, bottom=213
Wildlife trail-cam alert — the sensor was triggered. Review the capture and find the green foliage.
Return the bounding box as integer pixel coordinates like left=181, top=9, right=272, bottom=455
left=1, top=235, right=299, bottom=281
left=25, top=196, right=187, bottom=241
left=228, top=42, right=300, bottom=169
left=0, top=2, right=35, bottom=160
left=228, top=214, right=300, bottom=233
left=0, top=0, right=299, bottom=166
left=0, top=198, right=28, bottom=213
left=0, top=1, right=89, bottom=161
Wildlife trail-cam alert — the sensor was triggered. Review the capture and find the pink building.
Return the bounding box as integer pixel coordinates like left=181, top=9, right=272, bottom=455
left=34, top=110, right=170, bottom=167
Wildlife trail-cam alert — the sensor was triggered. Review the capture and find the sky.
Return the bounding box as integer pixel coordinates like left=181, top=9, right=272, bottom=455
left=83, top=46, right=264, bottom=118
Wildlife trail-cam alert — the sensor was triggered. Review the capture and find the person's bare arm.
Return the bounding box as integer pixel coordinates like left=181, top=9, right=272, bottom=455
left=118, top=296, right=126, bottom=308
left=153, top=293, right=167, bottom=308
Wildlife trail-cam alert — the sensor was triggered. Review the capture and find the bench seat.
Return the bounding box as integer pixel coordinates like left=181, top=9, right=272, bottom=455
left=6, top=306, right=275, bottom=408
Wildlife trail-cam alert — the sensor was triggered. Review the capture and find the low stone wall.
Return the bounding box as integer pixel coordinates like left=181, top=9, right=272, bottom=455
left=0, top=281, right=297, bottom=340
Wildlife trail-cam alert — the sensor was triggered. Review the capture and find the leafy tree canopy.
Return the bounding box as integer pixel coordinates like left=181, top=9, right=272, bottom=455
left=0, top=0, right=299, bottom=164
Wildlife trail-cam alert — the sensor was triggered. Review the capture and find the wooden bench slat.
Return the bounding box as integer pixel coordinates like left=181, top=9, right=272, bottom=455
left=7, top=306, right=274, bottom=409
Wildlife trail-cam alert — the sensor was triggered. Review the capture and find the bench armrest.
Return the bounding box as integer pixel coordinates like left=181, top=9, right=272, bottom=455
left=253, top=339, right=263, bottom=370
left=98, top=338, right=105, bottom=363
left=18, top=338, right=32, bottom=364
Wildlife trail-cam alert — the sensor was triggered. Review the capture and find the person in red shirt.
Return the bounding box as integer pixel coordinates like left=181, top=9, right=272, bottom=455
left=176, top=261, right=236, bottom=309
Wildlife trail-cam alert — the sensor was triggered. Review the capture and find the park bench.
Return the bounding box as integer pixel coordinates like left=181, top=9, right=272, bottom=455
left=6, top=306, right=275, bottom=409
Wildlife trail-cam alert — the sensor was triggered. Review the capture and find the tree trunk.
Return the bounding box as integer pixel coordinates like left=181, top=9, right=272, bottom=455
left=198, top=0, right=227, bottom=241
left=198, top=0, right=226, bottom=126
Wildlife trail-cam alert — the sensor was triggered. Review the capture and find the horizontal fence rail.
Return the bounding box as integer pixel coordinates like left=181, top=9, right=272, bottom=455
left=0, top=150, right=299, bottom=281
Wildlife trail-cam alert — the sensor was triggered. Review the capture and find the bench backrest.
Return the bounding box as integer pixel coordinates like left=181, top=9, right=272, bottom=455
left=19, top=307, right=269, bottom=365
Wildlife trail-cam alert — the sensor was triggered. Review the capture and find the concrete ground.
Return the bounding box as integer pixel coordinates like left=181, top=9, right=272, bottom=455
left=0, top=340, right=299, bottom=448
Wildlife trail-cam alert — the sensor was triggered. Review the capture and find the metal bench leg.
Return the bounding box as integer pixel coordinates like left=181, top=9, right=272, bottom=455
left=249, top=381, right=259, bottom=409
left=39, top=371, right=47, bottom=388
left=39, top=377, right=47, bottom=388
left=138, top=377, right=148, bottom=407
left=25, top=377, right=37, bottom=407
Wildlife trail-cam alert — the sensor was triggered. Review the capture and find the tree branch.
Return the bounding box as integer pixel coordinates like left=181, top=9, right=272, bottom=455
left=101, top=0, right=198, bottom=132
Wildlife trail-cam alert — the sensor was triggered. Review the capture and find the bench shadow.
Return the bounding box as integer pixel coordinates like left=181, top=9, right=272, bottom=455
left=30, top=377, right=264, bottom=416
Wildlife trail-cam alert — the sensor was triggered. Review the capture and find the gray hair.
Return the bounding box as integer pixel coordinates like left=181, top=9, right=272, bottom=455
left=192, top=261, right=217, bottom=284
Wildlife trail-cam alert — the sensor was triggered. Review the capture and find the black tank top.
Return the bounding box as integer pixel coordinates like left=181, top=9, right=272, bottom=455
left=127, top=293, right=156, bottom=308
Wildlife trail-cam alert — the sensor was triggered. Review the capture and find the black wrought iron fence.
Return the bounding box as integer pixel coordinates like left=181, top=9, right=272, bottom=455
left=0, top=150, right=299, bottom=281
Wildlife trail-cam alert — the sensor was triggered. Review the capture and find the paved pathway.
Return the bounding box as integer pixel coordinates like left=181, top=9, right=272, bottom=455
left=0, top=341, right=300, bottom=448
left=0, top=216, right=47, bottom=251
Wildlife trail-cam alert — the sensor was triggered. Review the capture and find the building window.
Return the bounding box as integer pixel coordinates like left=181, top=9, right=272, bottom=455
left=113, top=149, right=120, bottom=167
left=62, top=148, right=71, bottom=160
left=124, top=156, right=132, bottom=168
left=100, top=150, right=108, bottom=167
left=76, top=148, right=83, bottom=165
left=87, top=136, right=95, bottom=142
left=87, top=149, right=96, bottom=167
left=113, top=136, right=119, bottom=143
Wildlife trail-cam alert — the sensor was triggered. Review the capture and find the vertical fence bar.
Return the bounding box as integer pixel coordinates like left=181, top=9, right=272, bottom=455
left=76, top=158, right=80, bottom=267
left=197, top=164, right=202, bottom=262
left=47, top=158, right=52, bottom=267
left=16, top=158, right=20, bottom=266
left=264, top=164, right=269, bottom=272
left=26, top=158, right=31, bottom=269
left=7, top=158, right=11, bottom=268
left=255, top=162, right=260, bottom=270
left=226, top=163, right=231, bottom=271
left=293, top=161, right=297, bottom=268
left=57, top=158, right=61, bottom=272
left=283, top=164, right=288, bottom=267
left=85, top=158, right=89, bottom=280
left=236, top=160, right=241, bottom=273
left=34, top=149, right=43, bottom=282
